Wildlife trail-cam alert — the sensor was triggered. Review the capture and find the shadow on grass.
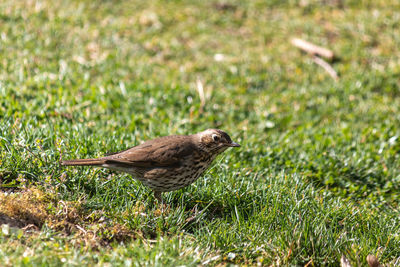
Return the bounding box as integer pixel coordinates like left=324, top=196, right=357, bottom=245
left=305, top=157, right=398, bottom=202
left=0, top=213, right=27, bottom=228
left=167, top=192, right=261, bottom=234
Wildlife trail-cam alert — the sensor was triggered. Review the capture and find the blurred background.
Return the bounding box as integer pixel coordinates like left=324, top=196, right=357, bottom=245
left=1, top=0, right=400, bottom=265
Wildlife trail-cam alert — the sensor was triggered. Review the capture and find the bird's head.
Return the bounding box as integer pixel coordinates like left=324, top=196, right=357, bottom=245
left=196, top=129, right=240, bottom=154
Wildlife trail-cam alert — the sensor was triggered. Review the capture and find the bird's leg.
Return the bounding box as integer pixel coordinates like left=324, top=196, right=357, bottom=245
left=154, top=190, right=168, bottom=213
left=154, top=190, right=162, bottom=202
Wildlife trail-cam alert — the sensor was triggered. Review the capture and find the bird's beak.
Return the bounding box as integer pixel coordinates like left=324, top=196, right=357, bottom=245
left=228, top=141, right=240, bottom=147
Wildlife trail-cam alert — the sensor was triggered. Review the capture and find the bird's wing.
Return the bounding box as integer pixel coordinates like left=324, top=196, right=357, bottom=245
left=103, top=135, right=196, bottom=168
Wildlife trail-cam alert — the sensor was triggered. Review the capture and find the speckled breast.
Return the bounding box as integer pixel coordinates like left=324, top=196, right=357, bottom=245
left=138, top=152, right=217, bottom=192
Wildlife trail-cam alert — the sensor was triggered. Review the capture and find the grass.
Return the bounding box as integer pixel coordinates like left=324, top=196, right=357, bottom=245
left=1, top=0, right=400, bottom=265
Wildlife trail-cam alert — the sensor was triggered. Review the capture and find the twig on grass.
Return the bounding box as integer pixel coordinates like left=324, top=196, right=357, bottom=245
left=291, top=37, right=338, bottom=81
left=312, top=55, right=339, bottom=81
left=196, top=78, right=206, bottom=110
left=291, top=38, right=334, bottom=60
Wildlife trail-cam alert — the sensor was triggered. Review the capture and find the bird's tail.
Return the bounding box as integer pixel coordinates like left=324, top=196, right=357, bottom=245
left=61, top=158, right=106, bottom=166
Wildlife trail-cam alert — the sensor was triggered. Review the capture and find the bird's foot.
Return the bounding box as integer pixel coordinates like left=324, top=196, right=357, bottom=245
left=154, top=190, right=162, bottom=202
left=153, top=191, right=169, bottom=211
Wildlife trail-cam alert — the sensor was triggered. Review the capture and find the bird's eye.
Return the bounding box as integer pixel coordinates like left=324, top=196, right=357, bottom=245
left=212, top=134, right=220, bottom=142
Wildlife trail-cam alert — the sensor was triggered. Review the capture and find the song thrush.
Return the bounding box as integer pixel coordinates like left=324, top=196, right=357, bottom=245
left=62, top=129, right=240, bottom=201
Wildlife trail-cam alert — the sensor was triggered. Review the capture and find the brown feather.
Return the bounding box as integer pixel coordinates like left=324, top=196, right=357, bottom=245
left=61, top=158, right=106, bottom=166
left=102, top=135, right=197, bottom=168
left=62, top=135, right=198, bottom=168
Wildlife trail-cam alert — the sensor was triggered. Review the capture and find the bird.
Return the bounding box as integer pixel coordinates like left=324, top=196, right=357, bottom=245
left=62, top=129, right=240, bottom=201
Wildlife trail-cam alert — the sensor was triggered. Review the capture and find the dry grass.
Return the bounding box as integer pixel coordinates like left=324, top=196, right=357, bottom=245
left=0, top=187, right=135, bottom=248
left=1, top=0, right=400, bottom=264
left=0, top=188, right=50, bottom=229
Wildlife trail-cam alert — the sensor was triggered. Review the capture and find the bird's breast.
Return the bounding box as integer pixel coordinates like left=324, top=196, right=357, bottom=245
left=138, top=152, right=217, bottom=192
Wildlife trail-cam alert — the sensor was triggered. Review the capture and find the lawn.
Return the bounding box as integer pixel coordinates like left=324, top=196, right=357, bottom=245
left=1, top=0, right=400, bottom=265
